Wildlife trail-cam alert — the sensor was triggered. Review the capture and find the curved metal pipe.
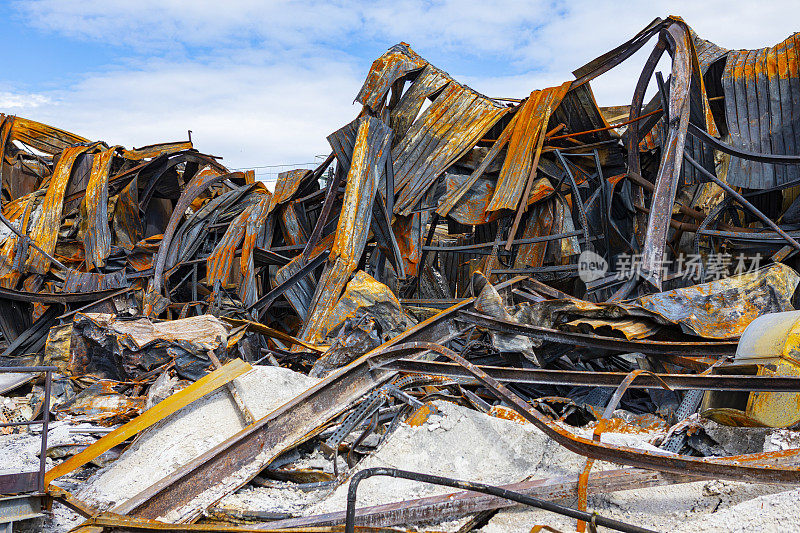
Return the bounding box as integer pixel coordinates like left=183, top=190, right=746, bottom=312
left=345, top=467, right=656, bottom=533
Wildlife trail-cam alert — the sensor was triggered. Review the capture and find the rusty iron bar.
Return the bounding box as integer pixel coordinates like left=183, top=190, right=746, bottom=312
left=627, top=36, right=668, bottom=248
left=422, top=230, right=584, bottom=252
left=264, top=467, right=698, bottom=530
left=79, top=512, right=410, bottom=532
left=625, top=171, right=738, bottom=228
left=627, top=39, right=668, bottom=178
left=554, top=150, right=591, bottom=251
left=39, top=369, right=51, bottom=493
left=374, top=342, right=800, bottom=484
left=380, top=359, right=800, bottom=392
left=45, top=359, right=252, bottom=487
left=683, top=151, right=800, bottom=253
left=345, top=468, right=657, bottom=533
left=458, top=310, right=736, bottom=357
left=638, top=21, right=694, bottom=291
left=0, top=366, right=55, bottom=495
left=0, top=212, right=69, bottom=271
left=206, top=351, right=255, bottom=426
left=546, top=107, right=663, bottom=142
left=697, top=229, right=800, bottom=242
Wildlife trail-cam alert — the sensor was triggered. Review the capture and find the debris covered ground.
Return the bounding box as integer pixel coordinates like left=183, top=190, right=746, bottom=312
left=3, top=14, right=800, bottom=533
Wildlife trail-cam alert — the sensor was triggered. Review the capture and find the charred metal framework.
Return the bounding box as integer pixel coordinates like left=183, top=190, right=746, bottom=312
left=0, top=366, right=54, bottom=495
left=1, top=13, right=800, bottom=533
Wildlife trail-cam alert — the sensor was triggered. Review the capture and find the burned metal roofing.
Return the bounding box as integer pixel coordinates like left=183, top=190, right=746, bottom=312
left=723, top=33, right=800, bottom=188
left=2, top=15, right=800, bottom=533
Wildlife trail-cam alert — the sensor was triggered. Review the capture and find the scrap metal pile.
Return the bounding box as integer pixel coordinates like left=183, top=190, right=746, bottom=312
left=4, top=14, right=800, bottom=533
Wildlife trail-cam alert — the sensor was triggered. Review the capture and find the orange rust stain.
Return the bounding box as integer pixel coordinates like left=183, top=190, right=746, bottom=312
left=588, top=416, right=666, bottom=435
left=26, top=144, right=96, bottom=274
left=489, top=405, right=529, bottom=424
left=406, top=402, right=437, bottom=426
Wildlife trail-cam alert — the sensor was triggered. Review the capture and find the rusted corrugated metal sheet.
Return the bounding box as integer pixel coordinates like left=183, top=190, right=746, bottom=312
left=330, top=116, right=392, bottom=266
left=514, top=200, right=555, bottom=268
left=389, top=64, right=450, bottom=143
left=327, top=119, right=360, bottom=176
left=63, top=269, right=128, bottom=293
left=436, top=111, right=520, bottom=218
left=0, top=117, right=23, bottom=199
left=279, top=201, right=309, bottom=247
left=301, top=116, right=392, bottom=344
left=355, top=43, right=428, bottom=111
left=112, top=177, right=143, bottom=252
left=511, top=193, right=579, bottom=269
left=633, top=263, right=800, bottom=339
left=145, top=170, right=238, bottom=315
left=26, top=145, right=96, bottom=274
left=122, top=141, right=193, bottom=161
left=274, top=232, right=334, bottom=321
left=551, top=83, right=613, bottom=146
left=691, top=29, right=729, bottom=72
left=10, top=19, right=800, bottom=529
left=0, top=195, right=31, bottom=224
left=164, top=182, right=257, bottom=276
left=81, top=147, right=119, bottom=270
left=206, top=189, right=273, bottom=301
left=267, top=169, right=312, bottom=214
left=392, top=82, right=508, bottom=216
left=442, top=171, right=501, bottom=226
left=206, top=203, right=255, bottom=288
left=723, top=33, right=800, bottom=188
left=487, top=83, right=570, bottom=212
left=4, top=115, right=90, bottom=155
left=238, top=194, right=272, bottom=309
left=0, top=191, right=38, bottom=288
left=392, top=213, right=422, bottom=278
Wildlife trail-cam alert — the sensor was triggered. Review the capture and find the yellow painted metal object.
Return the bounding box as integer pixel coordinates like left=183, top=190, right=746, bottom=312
left=702, top=311, right=800, bottom=427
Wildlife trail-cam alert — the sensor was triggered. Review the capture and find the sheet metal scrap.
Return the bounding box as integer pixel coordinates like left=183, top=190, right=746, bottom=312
left=300, top=116, right=392, bottom=345
left=487, top=83, right=570, bottom=213
left=6, top=13, right=800, bottom=533
left=723, top=33, right=800, bottom=189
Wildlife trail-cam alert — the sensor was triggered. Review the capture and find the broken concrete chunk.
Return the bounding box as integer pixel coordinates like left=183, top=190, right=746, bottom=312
left=76, top=365, right=319, bottom=512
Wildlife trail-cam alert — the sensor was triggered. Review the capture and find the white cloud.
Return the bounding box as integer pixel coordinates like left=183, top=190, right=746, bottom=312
left=0, top=91, right=50, bottom=109
left=10, top=57, right=363, bottom=174
left=15, top=0, right=554, bottom=58
left=7, top=0, right=800, bottom=172
left=19, top=0, right=798, bottom=59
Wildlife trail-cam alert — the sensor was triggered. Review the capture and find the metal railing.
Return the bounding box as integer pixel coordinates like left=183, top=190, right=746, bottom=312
left=0, top=367, right=55, bottom=495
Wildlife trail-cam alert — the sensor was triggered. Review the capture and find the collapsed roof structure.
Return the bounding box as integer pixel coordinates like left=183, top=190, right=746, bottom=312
left=2, top=14, right=800, bottom=533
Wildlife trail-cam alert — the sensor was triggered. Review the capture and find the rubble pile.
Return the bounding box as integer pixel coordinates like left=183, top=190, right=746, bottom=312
left=3, top=14, right=800, bottom=533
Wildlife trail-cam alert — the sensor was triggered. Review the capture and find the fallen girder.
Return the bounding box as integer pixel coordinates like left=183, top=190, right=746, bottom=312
left=378, top=359, right=800, bottom=392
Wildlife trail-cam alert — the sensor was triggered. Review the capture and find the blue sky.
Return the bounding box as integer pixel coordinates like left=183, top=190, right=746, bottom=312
left=2, top=1, right=798, bottom=182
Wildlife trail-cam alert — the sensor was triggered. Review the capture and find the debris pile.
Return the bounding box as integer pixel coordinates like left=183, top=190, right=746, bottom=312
left=3, top=14, right=800, bottom=533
